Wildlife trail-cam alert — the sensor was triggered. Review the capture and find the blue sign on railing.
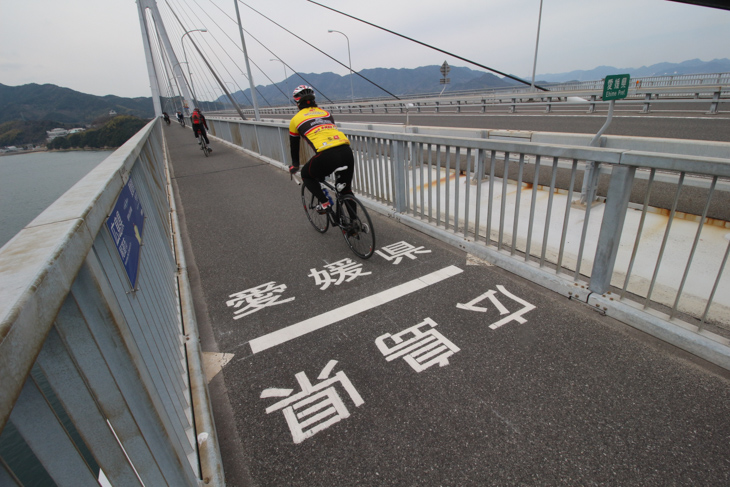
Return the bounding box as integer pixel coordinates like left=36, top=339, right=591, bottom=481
left=106, top=178, right=145, bottom=289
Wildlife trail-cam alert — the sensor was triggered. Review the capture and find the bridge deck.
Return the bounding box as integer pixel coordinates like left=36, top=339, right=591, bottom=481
left=164, top=123, right=730, bottom=486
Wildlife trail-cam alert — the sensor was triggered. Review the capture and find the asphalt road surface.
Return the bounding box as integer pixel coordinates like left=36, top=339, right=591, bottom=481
left=166, top=123, right=730, bottom=486
left=260, top=104, right=730, bottom=142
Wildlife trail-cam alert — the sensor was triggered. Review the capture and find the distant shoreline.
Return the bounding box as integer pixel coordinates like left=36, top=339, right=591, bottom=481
left=0, top=147, right=115, bottom=157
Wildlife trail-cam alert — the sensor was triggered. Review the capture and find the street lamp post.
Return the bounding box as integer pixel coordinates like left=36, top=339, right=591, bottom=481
left=531, top=0, right=544, bottom=91
left=270, top=59, right=290, bottom=105
left=181, top=28, right=207, bottom=108
left=328, top=29, right=354, bottom=103
left=173, top=61, right=191, bottom=113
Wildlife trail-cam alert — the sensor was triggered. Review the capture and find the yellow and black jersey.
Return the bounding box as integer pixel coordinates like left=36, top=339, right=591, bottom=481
left=289, top=107, right=350, bottom=157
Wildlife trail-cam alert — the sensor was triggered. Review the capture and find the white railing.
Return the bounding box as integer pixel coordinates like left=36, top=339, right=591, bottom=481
left=207, top=117, right=730, bottom=370
left=0, top=119, right=224, bottom=485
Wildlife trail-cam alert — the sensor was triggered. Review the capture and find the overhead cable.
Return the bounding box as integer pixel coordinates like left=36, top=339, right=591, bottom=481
left=203, top=0, right=297, bottom=102
left=197, top=0, right=285, bottom=103
left=164, top=0, right=248, bottom=119
left=307, top=0, right=548, bottom=92
left=238, top=0, right=401, bottom=100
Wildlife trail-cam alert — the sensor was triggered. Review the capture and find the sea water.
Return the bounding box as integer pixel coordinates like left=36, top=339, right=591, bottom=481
left=0, top=150, right=112, bottom=248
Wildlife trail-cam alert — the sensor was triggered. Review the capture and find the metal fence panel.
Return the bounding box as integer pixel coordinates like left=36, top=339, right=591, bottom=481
left=0, top=119, right=209, bottom=486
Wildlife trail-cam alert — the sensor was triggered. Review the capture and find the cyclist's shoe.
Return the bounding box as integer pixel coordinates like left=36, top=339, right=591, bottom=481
left=198, top=139, right=202, bottom=145
left=316, top=201, right=332, bottom=214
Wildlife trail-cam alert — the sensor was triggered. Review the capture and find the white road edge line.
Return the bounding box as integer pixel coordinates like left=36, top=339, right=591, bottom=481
left=249, top=265, right=464, bottom=354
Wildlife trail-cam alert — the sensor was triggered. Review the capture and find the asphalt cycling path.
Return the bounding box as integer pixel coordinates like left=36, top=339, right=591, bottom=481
left=164, top=123, right=730, bottom=486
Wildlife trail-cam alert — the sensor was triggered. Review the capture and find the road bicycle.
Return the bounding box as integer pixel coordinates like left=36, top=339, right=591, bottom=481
left=295, top=169, right=375, bottom=259
left=199, top=135, right=212, bottom=157
left=178, top=116, right=185, bottom=127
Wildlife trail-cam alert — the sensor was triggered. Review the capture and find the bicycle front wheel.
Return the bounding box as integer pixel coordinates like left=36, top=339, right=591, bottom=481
left=339, top=194, right=375, bottom=259
left=301, top=183, right=329, bottom=233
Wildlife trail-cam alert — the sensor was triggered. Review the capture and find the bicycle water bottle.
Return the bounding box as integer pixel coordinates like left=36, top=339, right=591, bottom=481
left=323, top=187, right=333, bottom=206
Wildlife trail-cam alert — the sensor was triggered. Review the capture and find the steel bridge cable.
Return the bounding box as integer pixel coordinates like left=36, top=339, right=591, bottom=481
left=164, top=0, right=226, bottom=108
left=185, top=0, right=258, bottom=105
left=306, top=0, right=549, bottom=92
left=237, top=0, right=401, bottom=100
left=214, top=0, right=336, bottom=104
left=158, top=3, right=211, bottom=105
left=150, top=12, right=186, bottom=113
left=164, top=0, right=248, bottom=118
left=156, top=3, right=206, bottom=104
left=220, top=0, right=336, bottom=103
left=200, top=0, right=294, bottom=103
left=169, top=0, right=247, bottom=101
left=167, top=0, right=333, bottom=105
left=168, top=0, right=268, bottom=107
left=201, top=0, right=323, bottom=104
left=173, top=0, right=259, bottom=106
left=148, top=11, right=183, bottom=113
left=169, top=0, right=222, bottom=108
left=191, top=0, right=282, bottom=105
left=167, top=0, right=223, bottom=108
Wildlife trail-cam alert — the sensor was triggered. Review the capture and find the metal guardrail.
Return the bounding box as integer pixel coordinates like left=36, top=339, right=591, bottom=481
left=207, top=117, right=730, bottom=370
left=0, top=119, right=223, bottom=485
left=210, top=73, right=729, bottom=117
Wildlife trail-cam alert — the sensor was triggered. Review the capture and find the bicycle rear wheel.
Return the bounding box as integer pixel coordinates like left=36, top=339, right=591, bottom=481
left=301, top=183, right=329, bottom=233
left=339, top=194, right=375, bottom=259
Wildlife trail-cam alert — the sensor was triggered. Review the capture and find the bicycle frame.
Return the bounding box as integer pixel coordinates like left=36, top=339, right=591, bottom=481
left=294, top=172, right=375, bottom=259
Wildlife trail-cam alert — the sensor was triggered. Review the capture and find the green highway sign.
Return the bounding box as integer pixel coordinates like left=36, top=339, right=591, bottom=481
left=602, top=74, right=631, bottom=101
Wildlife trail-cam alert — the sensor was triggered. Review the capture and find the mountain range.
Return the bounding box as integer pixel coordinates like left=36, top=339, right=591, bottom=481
left=0, top=83, right=154, bottom=125
left=226, top=58, right=730, bottom=106
left=534, top=58, right=730, bottom=83
left=0, top=58, right=727, bottom=126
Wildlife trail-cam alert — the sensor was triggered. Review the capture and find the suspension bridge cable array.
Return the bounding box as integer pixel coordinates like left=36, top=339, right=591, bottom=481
left=306, top=0, right=549, bottom=92
left=238, top=0, right=401, bottom=101
left=165, top=0, right=221, bottom=106
left=203, top=0, right=308, bottom=102
left=187, top=0, right=266, bottom=105
left=150, top=0, right=523, bottom=110
left=164, top=0, right=248, bottom=118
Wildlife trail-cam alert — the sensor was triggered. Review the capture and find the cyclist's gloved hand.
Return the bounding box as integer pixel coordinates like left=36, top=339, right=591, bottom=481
left=289, top=165, right=299, bottom=175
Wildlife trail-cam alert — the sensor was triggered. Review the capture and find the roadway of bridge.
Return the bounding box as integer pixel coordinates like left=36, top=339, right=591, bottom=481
left=165, top=124, right=730, bottom=486
left=260, top=104, right=730, bottom=142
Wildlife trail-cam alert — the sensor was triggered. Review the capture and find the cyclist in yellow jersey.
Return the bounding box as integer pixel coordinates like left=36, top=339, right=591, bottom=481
left=288, top=85, right=354, bottom=213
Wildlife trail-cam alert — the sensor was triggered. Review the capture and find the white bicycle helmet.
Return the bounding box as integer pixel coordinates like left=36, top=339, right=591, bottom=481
left=292, top=85, right=315, bottom=102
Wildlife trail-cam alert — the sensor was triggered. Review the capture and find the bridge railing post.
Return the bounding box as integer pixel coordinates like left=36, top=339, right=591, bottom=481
left=392, top=140, right=407, bottom=213
left=589, top=164, right=636, bottom=294
left=708, top=90, right=720, bottom=114
left=642, top=93, right=652, bottom=113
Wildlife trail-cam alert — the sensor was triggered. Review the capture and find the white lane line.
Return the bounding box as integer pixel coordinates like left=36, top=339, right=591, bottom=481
left=249, top=265, right=463, bottom=354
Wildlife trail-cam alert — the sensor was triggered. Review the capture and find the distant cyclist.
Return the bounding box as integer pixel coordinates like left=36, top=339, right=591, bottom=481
left=176, top=111, right=184, bottom=125
left=288, top=85, right=353, bottom=213
left=162, top=112, right=170, bottom=125
left=191, top=108, right=211, bottom=150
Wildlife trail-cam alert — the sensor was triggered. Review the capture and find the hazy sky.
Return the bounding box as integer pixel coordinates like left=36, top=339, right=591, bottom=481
left=1, top=0, right=728, bottom=99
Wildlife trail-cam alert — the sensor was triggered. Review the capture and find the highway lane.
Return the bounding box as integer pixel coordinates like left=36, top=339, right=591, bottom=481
left=165, top=124, right=730, bottom=486
left=260, top=108, right=730, bottom=142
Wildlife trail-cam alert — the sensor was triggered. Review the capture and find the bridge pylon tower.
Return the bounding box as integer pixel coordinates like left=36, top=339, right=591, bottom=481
left=136, top=0, right=194, bottom=117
